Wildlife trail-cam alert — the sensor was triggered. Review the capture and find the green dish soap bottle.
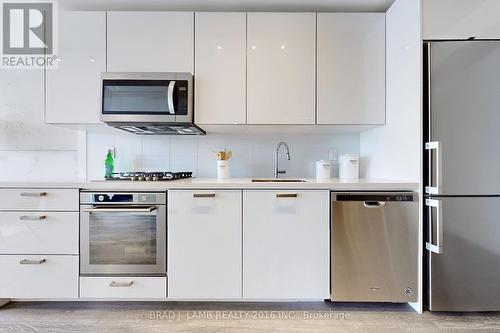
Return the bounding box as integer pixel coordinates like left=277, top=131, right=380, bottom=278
left=104, top=149, right=114, bottom=179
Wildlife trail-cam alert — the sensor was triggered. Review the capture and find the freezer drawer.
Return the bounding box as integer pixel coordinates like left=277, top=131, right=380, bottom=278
left=426, top=196, right=500, bottom=311
left=331, top=192, right=418, bottom=302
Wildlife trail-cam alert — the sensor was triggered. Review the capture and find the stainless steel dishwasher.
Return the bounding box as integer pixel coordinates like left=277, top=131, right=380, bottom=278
left=331, top=192, right=418, bottom=302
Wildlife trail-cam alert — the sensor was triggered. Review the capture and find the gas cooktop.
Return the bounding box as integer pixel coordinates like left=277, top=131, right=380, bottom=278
left=106, top=172, right=192, bottom=182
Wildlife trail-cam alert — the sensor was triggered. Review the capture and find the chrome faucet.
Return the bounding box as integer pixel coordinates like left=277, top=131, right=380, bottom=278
left=274, top=141, right=291, bottom=179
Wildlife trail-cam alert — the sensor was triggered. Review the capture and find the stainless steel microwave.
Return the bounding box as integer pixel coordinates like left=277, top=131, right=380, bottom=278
left=100, top=72, right=205, bottom=135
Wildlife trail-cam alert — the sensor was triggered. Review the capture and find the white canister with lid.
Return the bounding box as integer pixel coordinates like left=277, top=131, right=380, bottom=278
left=217, top=160, right=230, bottom=179
left=339, top=154, right=359, bottom=179
left=316, top=160, right=332, bottom=179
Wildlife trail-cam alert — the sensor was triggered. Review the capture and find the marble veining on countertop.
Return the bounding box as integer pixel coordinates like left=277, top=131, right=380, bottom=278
left=0, top=178, right=419, bottom=191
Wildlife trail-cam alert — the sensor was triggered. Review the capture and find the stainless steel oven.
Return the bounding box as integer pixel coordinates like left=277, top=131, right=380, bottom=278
left=80, top=192, right=166, bottom=276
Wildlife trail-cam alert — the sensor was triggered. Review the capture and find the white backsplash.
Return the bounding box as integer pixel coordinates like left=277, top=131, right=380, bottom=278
left=86, top=132, right=360, bottom=180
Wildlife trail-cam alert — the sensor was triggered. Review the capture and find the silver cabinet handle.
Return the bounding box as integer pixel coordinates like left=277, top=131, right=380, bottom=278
left=276, top=193, right=298, bottom=198
left=363, top=201, right=386, bottom=208
left=426, top=198, right=443, bottom=254
left=425, top=141, right=441, bottom=195
left=20, top=259, right=47, bottom=265
left=20, top=192, right=47, bottom=197
left=193, top=193, right=216, bottom=198
left=167, top=81, right=176, bottom=115
left=109, top=281, right=134, bottom=288
left=19, top=215, right=47, bottom=221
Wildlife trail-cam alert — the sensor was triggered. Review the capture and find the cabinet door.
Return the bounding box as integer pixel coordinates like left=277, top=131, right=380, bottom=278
left=243, top=190, right=329, bottom=300
left=0, top=255, right=79, bottom=298
left=0, top=212, right=79, bottom=254
left=168, top=190, right=242, bottom=299
left=107, top=12, right=194, bottom=72
left=195, top=12, right=246, bottom=125
left=317, top=13, right=385, bottom=125
left=247, top=13, right=316, bottom=124
left=45, top=11, right=105, bottom=124
left=423, top=0, right=500, bottom=40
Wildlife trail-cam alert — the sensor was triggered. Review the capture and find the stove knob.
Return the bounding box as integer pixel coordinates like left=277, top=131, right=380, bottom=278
left=153, top=176, right=159, bottom=181
left=98, top=195, right=104, bottom=202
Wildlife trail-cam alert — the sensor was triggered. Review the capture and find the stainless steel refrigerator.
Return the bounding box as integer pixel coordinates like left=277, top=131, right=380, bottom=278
left=424, top=41, right=500, bottom=311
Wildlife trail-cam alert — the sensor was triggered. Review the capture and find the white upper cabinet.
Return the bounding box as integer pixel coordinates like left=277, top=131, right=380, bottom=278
left=317, top=13, right=385, bottom=125
left=247, top=13, right=316, bottom=124
left=423, top=0, right=500, bottom=40
left=45, top=11, right=105, bottom=124
left=195, top=12, right=246, bottom=125
left=107, top=11, right=194, bottom=72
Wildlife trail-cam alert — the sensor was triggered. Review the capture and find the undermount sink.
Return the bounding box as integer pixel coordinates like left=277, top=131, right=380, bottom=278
left=251, top=178, right=307, bottom=183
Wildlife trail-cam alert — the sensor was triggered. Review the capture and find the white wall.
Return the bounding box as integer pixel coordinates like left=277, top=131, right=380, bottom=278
left=360, top=0, right=421, bottom=182
left=0, top=71, right=81, bottom=181
left=361, top=0, right=422, bottom=313
left=86, top=132, right=359, bottom=180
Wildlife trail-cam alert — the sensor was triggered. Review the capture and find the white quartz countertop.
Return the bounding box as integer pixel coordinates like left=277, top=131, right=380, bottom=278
left=0, top=178, right=419, bottom=191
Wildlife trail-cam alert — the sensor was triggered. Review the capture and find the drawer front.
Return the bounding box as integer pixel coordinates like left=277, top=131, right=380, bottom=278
left=80, top=277, right=167, bottom=299
left=0, top=212, right=79, bottom=254
left=0, top=189, right=79, bottom=211
left=0, top=255, right=79, bottom=298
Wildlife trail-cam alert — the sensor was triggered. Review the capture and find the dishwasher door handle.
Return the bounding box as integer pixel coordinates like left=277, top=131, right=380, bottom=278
left=363, top=201, right=386, bottom=208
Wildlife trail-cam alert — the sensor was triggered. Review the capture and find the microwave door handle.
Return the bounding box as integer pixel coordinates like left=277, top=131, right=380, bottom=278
left=167, top=81, right=176, bottom=115
left=82, top=206, right=157, bottom=213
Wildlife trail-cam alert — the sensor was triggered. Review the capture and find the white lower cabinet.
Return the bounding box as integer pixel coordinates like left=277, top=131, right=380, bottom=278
left=0, top=189, right=79, bottom=211
left=243, top=190, right=330, bottom=300
left=80, top=277, right=167, bottom=299
left=168, top=190, right=242, bottom=299
left=0, top=212, right=78, bottom=254
left=0, top=255, right=78, bottom=298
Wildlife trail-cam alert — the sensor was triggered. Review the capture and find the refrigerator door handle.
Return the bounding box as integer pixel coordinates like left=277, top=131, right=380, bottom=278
left=425, top=141, right=441, bottom=195
left=426, top=198, right=443, bottom=254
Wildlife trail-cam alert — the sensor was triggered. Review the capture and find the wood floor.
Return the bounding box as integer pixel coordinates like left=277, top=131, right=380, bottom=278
left=1, top=301, right=500, bottom=332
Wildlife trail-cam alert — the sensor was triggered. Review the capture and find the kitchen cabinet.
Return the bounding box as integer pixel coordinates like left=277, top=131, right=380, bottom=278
left=0, top=212, right=79, bottom=254
left=0, top=189, right=79, bottom=211
left=107, top=11, right=194, bottom=72
left=243, top=190, right=329, bottom=299
left=0, top=255, right=79, bottom=298
left=45, top=11, right=105, bottom=124
left=194, top=12, right=246, bottom=125
left=247, top=13, right=316, bottom=124
left=423, top=0, right=500, bottom=40
left=80, top=277, right=167, bottom=299
left=0, top=188, right=80, bottom=299
left=168, top=190, right=242, bottom=299
left=317, top=13, right=385, bottom=125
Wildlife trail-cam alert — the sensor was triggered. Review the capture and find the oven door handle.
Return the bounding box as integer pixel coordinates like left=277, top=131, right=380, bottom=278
left=82, top=206, right=157, bottom=213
